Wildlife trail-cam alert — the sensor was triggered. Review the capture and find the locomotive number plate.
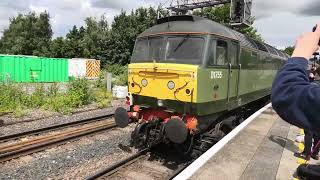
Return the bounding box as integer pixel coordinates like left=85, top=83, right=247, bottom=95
left=211, top=71, right=222, bottom=79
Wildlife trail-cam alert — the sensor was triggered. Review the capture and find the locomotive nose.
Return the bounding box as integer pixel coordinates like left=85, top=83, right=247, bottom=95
left=165, top=118, right=188, bottom=144
left=115, top=107, right=129, bottom=128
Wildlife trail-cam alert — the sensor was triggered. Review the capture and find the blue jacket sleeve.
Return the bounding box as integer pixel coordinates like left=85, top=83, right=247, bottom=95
left=271, top=57, right=320, bottom=131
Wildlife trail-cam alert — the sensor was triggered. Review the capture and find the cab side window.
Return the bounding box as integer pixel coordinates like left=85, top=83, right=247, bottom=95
left=216, top=40, right=228, bottom=65
left=230, top=43, right=238, bottom=65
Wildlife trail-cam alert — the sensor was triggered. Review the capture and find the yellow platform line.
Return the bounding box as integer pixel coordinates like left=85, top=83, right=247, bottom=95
left=297, top=130, right=306, bottom=164
left=294, top=129, right=307, bottom=180
left=298, top=143, right=304, bottom=152
left=300, top=129, right=304, bottom=135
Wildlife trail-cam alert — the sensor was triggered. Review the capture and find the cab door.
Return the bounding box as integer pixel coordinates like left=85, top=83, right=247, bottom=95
left=227, top=41, right=240, bottom=109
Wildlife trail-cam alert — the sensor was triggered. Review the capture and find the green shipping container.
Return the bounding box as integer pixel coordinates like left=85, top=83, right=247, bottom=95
left=0, top=55, right=68, bottom=83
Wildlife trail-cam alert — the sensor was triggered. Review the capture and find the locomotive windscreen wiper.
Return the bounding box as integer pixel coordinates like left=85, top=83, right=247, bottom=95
left=174, top=34, right=190, bottom=52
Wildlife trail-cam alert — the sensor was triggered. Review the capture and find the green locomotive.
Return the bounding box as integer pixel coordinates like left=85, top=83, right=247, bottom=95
left=115, top=15, right=286, bottom=154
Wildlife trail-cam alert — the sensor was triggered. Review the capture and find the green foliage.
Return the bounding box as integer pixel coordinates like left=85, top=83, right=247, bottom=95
left=0, top=7, right=163, bottom=66
left=0, top=5, right=263, bottom=65
left=193, top=4, right=230, bottom=24
left=106, top=64, right=128, bottom=86
left=13, top=106, right=27, bottom=118
left=63, top=25, right=87, bottom=58
left=106, top=8, right=158, bottom=65
left=238, top=26, right=264, bottom=42
left=0, top=11, right=52, bottom=56
left=29, top=85, right=46, bottom=108
left=106, top=64, right=127, bottom=76
left=49, top=37, right=67, bottom=58
left=0, top=84, right=27, bottom=113
left=43, top=94, right=73, bottom=114
left=92, top=87, right=113, bottom=108
left=50, top=7, right=156, bottom=66
left=0, top=79, right=112, bottom=116
left=284, top=46, right=294, bottom=56
left=193, top=4, right=263, bottom=42
left=48, top=83, right=59, bottom=96
left=67, top=78, right=92, bottom=107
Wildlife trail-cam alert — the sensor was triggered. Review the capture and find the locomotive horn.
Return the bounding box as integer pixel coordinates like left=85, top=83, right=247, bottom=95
left=115, top=107, right=129, bottom=128
left=165, top=118, right=188, bottom=144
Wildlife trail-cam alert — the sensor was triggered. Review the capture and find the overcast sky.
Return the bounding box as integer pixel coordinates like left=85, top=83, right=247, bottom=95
left=0, top=0, right=319, bottom=49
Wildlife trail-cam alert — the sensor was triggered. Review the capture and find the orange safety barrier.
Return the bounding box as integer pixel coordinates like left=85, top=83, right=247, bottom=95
left=86, top=60, right=100, bottom=78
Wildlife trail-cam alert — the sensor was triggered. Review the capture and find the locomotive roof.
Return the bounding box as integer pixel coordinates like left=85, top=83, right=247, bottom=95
left=139, top=15, right=288, bottom=59
left=139, top=15, right=237, bottom=39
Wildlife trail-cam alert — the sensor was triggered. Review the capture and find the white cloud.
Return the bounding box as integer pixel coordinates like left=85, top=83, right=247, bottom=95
left=0, top=0, right=163, bottom=37
left=252, top=0, right=311, bottom=19
left=251, top=0, right=320, bottom=47
left=0, top=0, right=319, bottom=48
left=91, top=0, right=162, bottom=10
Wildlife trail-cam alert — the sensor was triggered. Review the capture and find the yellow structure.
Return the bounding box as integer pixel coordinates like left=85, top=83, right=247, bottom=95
left=128, top=63, right=198, bottom=103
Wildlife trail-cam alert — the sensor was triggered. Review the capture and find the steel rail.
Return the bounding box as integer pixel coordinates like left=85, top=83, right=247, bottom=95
left=0, top=113, right=114, bottom=143
left=85, top=147, right=189, bottom=180
left=86, top=148, right=150, bottom=180
left=0, top=120, right=116, bottom=163
left=1, top=107, right=104, bottom=127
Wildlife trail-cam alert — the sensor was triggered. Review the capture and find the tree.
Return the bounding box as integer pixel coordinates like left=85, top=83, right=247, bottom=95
left=82, top=15, right=109, bottom=63
left=284, top=46, right=294, bottom=56
left=0, top=11, right=52, bottom=56
left=49, top=15, right=110, bottom=63
left=106, top=7, right=158, bottom=65
left=50, top=37, right=67, bottom=58
left=62, top=25, right=86, bottom=58
left=193, top=4, right=230, bottom=24
left=193, top=4, right=263, bottom=42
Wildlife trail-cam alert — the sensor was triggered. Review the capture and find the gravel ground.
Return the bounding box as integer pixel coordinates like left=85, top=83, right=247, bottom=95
left=0, top=124, right=137, bottom=180
left=0, top=99, right=125, bottom=137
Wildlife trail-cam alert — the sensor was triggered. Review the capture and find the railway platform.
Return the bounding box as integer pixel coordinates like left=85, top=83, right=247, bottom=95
left=175, top=104, right=316, bottom=180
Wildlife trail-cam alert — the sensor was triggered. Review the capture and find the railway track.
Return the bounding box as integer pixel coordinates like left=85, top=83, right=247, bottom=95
left=86, top=148, right=189, bottom=180
left=0, top=107, right=103, bottom=127
left=0, top=115, right=116, bottom=163
left=0, top=114, right=114, bottom=143
left=85, top=103, right=266, bottom=180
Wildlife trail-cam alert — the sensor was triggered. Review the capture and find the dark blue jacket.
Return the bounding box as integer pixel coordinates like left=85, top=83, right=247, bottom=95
left=271, top=57, right=320, bottom=131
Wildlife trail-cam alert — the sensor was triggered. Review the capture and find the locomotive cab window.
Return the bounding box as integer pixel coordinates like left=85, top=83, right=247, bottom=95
left=131, top=35, right=205, bottom=65
left=132, top=38, right=149, bottom=61
left=165, top=36, right=204, bottom=64
left=216, top=40, right=228, bottom=65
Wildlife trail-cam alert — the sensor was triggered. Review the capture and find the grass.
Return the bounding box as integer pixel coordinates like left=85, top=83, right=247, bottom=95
left=0, top=78, right=113, bottom=116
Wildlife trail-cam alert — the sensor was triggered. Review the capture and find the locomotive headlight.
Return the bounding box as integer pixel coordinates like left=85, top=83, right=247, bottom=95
left=157, top=99, right=164, bottom=107
left=141, top=79, right=148, bottom=87
left=167, top=81, right=175, bottom=90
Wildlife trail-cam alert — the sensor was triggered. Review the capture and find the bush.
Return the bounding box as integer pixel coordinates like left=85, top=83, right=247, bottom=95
left=106, top=64, right=128, bottom=86
left=92, top=87, right=113, bottom=108
left=0, top=78, right=113, bottom=116
left=48, top=83, right=59, bottom=97
left=29, top=85, right=45, bottom=108
left=43, top=94, right=73, bottom=114
left=0, top=84, right=28, bottom=113
left=68, top=78, right=92, bottom=107
left=106, top=64, right=127, bottom=76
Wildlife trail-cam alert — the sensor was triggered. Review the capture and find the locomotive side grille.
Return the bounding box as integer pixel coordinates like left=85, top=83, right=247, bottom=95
left=233, top=31, right=257, bottom=49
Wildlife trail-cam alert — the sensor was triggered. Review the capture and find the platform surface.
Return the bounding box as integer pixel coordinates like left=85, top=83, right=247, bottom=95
left=190, top=107, right=308, bottom=180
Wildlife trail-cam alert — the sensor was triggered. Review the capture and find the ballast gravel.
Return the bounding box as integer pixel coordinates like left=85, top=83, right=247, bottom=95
left=0, top=99, right=125, bottom=137
left=0, top=125, right=137, bottom=179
